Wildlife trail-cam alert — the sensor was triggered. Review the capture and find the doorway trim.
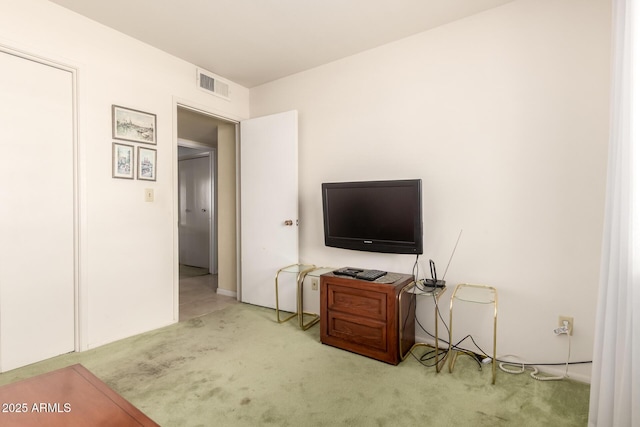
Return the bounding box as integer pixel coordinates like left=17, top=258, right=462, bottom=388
left=172, top=97, right=240, bottom=320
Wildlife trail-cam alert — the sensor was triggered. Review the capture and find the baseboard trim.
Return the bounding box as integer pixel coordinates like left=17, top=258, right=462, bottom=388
left=216, top=288, right=237, bottom=298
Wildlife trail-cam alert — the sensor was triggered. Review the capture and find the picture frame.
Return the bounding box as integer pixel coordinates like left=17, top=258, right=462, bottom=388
left=112, top=142, right=134, bottom=179
left=137, top=146, right=157, bottom=181
left=112, top=105, right=156, bottom=144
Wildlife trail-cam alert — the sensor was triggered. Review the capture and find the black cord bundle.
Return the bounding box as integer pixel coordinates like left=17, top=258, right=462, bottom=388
left=404, top=260, right=593, bottom=370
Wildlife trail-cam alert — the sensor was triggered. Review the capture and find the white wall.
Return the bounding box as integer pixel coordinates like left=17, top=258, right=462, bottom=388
left=0, top=0, right=249, bottom=349
left=251, top=0, right=611, bottom=381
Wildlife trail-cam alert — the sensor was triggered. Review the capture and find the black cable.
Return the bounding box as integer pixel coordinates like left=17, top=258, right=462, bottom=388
left=410, top=293, right=593, bottom=368
left=419, top=333, right=482, bottom=369
left=411, top=281, right=451, bottom=345
left=401, top=254, right=421, bottom=352
left=402, top=290, right=416, bottom=339
left=446, top=335, right=593, bottom=367
left=404, top=281, right=454, bottom=368
left=505, top=360, right=592, bottom=366
left=403, top=254, right=592, bottom=370
left=412, top=301, right=485, bottom=366
left=405, top=257, right=592, bottom=369
left=403, top=257, right=450, bottom=369
left=401, top=255, right=419, bottom=354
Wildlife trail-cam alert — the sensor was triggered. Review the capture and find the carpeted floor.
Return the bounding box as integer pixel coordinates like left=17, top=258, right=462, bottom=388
left=0, top=303, right=590, bottom=426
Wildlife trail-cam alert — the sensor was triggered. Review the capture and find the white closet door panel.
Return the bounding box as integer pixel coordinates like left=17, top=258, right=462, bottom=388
left=179, top=155, right=211, bottom=269
left=0, top=51, right=75, bottom=371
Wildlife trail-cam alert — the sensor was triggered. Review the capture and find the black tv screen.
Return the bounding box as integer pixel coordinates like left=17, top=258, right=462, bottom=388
left=321, top=179, right=423, bottom=255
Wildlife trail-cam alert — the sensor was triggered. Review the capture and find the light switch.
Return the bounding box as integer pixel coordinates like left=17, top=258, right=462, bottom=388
left=145, top=188, right=154, bottom=202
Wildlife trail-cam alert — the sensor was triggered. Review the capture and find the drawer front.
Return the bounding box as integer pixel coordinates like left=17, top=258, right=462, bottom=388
left=327, top=285, right=387, bottom=322
left=327, top=311, right=387, bottom=352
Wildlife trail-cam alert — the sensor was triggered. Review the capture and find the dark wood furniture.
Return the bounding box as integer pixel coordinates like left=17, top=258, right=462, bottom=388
left=0, top=364, right=159, bottom=427
left=320, top=271, right=415, bottom=365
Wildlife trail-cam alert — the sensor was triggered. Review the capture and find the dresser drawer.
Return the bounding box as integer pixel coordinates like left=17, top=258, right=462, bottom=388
left=327, top=285, right=387, bottom=322
left=326, top=310, right=387, bottom=351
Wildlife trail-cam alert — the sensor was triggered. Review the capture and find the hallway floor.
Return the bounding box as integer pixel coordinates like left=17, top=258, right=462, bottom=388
left=179, top=265, right=237, bottom=322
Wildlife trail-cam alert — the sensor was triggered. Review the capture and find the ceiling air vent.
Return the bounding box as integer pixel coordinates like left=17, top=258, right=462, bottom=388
left=197, top=68, right=230, bottom=100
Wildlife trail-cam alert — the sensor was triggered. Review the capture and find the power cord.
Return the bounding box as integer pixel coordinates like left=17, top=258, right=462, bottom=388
left=412, top=307, right=587, bottom=380
left=498, top=323, right=573, bottom=381
left=407, top=254, right=584, bottom=380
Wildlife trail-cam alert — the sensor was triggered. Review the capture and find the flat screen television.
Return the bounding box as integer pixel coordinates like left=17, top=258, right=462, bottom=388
left=321, top=179, right=423, bottom=255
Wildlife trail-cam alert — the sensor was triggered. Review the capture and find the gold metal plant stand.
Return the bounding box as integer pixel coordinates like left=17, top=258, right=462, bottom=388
left=448, top=283, right=498, bottom=384
left=275, top=264, right=334, bottom=330
left=398, top=281, right=448, bottom=372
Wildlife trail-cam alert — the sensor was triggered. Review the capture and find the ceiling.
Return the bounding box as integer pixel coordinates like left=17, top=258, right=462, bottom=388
left=48, top=0, right=515, bottom=88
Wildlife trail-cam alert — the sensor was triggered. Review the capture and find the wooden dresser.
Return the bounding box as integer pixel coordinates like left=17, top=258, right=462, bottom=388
left=320, top=271, right=415, bottom=365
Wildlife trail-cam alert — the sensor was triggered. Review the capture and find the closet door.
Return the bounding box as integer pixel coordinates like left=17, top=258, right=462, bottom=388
left=179, top=155, right=211, bottom=269
left=0, top=51, right=75, bottom=372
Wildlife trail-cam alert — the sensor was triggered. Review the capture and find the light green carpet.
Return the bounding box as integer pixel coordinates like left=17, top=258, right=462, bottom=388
left=0, top=303, right=589, bottom=426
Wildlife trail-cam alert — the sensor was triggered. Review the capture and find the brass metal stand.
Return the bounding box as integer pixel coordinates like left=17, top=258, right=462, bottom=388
left=275, top=264, right=333, bottom=330
left=298, top=267, right=334, bottom=330
left=448, top=283, right=498, bottom=384
left=398, top=281, right=448, bottom=372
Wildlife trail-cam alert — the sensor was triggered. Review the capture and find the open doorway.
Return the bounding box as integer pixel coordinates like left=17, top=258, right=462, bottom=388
left=177, top=106, right=237, bottom=321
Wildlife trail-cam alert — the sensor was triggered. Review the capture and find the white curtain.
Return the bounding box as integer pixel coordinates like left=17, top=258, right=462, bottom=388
left=588, top=1, right=640, bottom=426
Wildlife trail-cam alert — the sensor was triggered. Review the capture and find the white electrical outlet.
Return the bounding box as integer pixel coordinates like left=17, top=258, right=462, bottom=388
left=311, top=278, right=318, bottom=291
left=558, top=315, right=574, bottom=336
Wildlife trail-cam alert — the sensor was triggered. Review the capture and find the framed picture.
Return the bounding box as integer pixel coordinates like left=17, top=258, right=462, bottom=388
left=112, top=143, right=134, bottom=179
left=137, top=146, right=157, bottom=181
left=112, top=105, right=156, bottom=144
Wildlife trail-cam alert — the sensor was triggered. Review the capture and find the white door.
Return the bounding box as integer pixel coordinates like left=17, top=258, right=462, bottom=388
left=240, top=110, right=298, bottom=309
left=0, top=51, right=75, bottom=371
left=179, top=155, right=211, bottom=269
